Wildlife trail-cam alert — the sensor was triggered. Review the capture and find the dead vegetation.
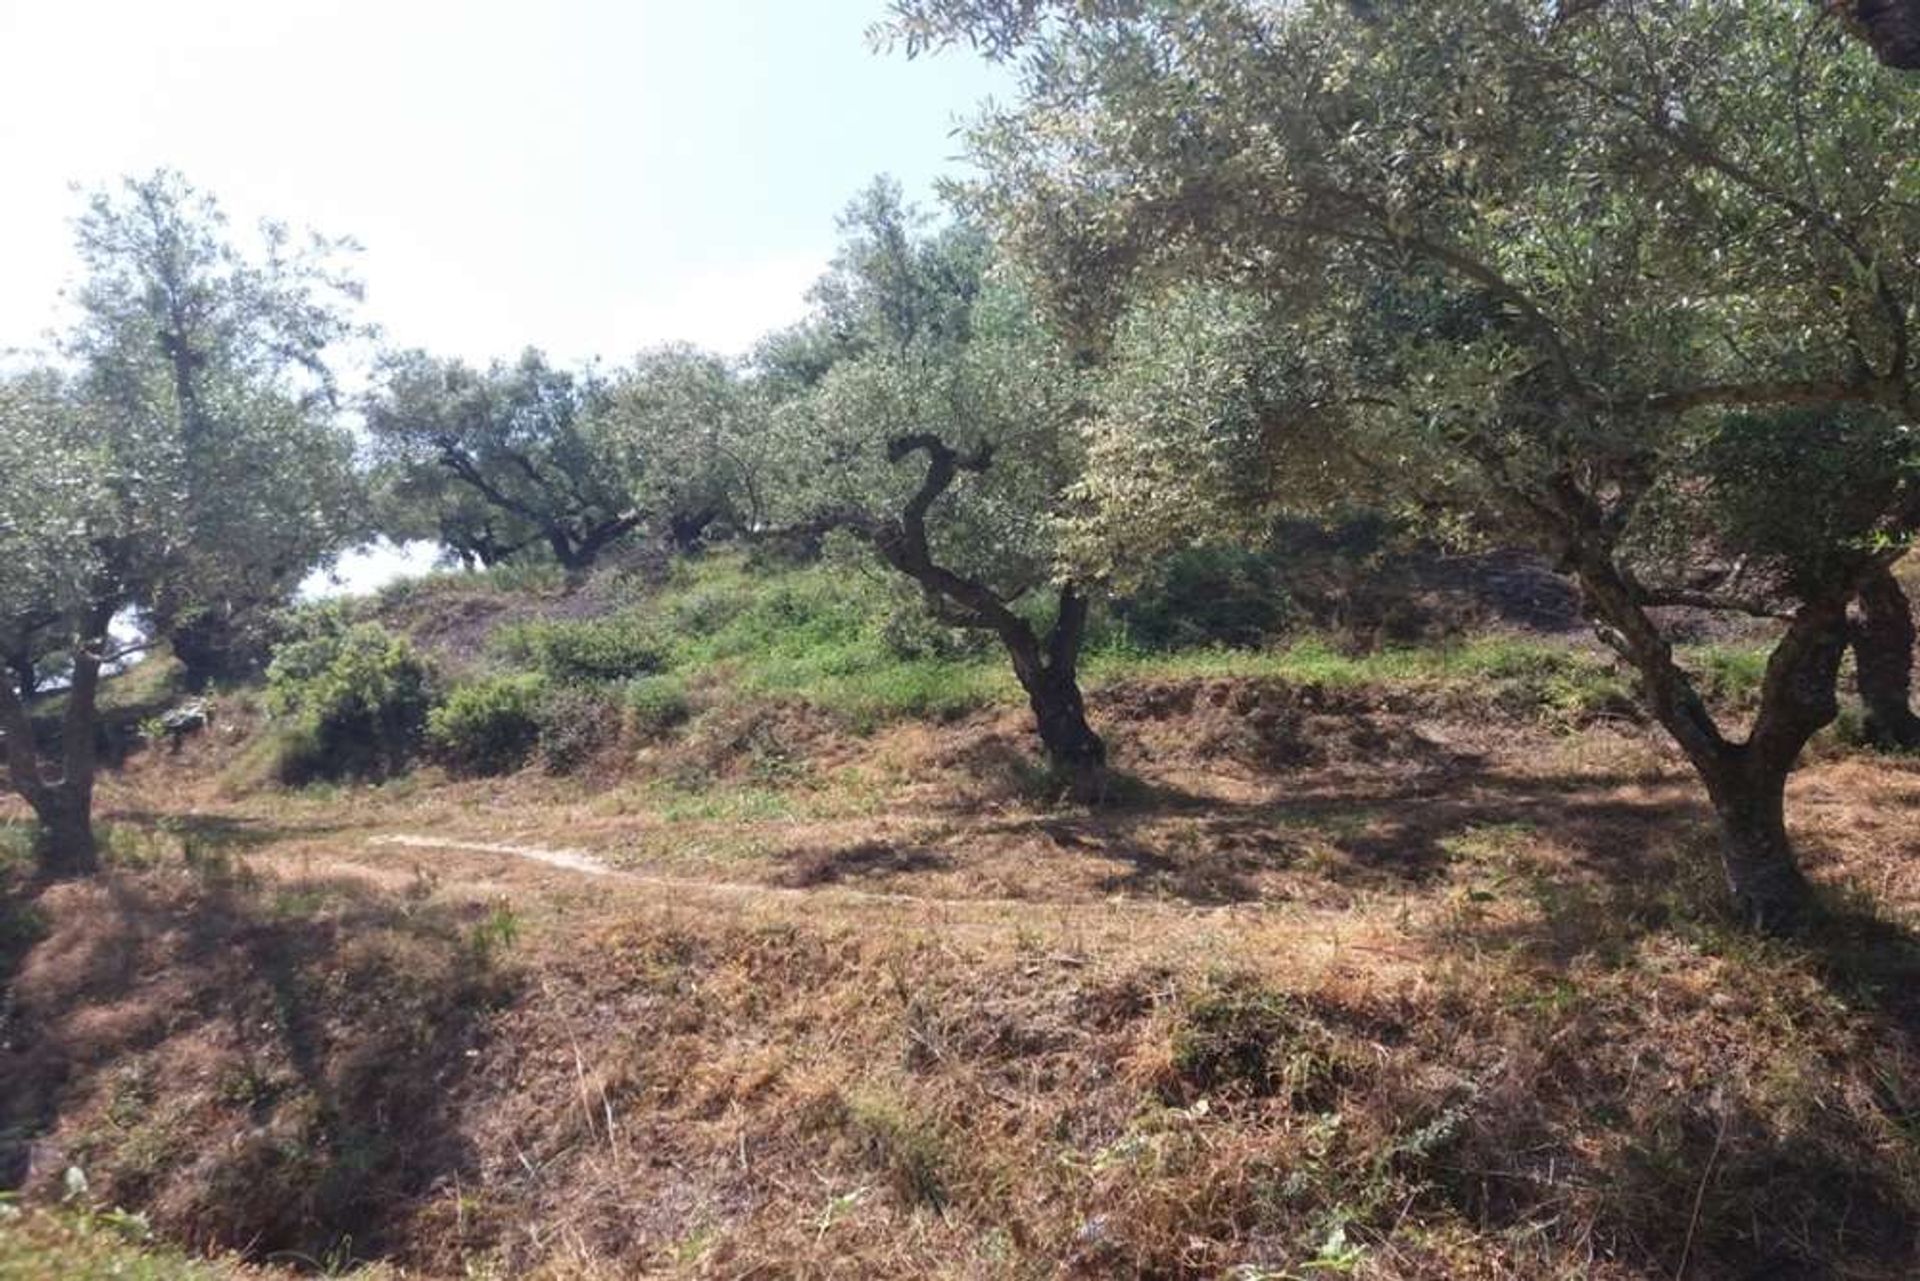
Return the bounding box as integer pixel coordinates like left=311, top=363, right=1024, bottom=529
left=3, top=669, right=1917, bottom=1277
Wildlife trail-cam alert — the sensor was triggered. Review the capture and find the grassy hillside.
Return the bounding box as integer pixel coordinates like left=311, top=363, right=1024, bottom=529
left=2, top=551, right=1916, bottom=1279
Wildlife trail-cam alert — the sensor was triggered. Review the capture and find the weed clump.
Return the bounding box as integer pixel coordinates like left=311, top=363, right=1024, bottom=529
left=534, top=683, right=621, bottom=773
left=1168, top=983, right=1351, bottom=1109
left=623, top=674, right=692, bottom=738
left=836, top=1089, right=952, bottom=1210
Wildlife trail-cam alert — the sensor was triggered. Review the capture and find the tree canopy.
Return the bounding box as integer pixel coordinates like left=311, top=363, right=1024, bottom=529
left=882, top=0, right=1920, bottom=925
left=0, top=172, right=363, bottom=872
left=766, top=179, right=1109, bottom=792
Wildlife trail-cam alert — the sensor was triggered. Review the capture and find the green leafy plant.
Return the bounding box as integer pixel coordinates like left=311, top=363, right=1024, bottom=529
left=428, top=673, right=549, bottom=776
left=265, top=615, right=434, bottom=783
left=493, top=615, right=665, bottom=683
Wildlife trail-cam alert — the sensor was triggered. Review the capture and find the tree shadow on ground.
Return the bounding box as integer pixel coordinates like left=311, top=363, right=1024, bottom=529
left=0, top=848, right=517, bottom=1268
left=777, top=839, right=954, bottom=888
left=1397, top=797, right=1920, bottom=1277
left=100, top=810, right=359, bottom=857
left=912, top=751, right=1700, bottom=906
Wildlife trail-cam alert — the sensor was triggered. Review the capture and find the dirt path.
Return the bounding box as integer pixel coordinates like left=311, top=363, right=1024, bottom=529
left=363, top=831, right=1345, bottom=921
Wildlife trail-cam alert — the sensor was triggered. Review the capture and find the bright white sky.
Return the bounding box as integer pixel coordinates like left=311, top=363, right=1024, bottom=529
left=0, top=0, right=1010, bottom=594
left=0, top=0, right=1010, bottom=365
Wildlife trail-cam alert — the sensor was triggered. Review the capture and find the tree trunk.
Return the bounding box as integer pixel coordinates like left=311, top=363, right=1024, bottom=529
left=666, top=508, right=718, bottom=554
left=1839, top=0, right=1920, bottom=70
left=1700, top=754, right=1813, bottom=932
left=1006, top=586, right=1107, bottom=803
left=30, top=785, right=99, bottom=878
left=1026, top=665, right=1107, bottom=802
left=1850, top=563, right=1920, bottom=748
left=0, top=607, right=111, bottom=879
left=1568, top=546, right=1836, bottom=932
left=547, top=529, right=588, bottom=573
left=4, top=649, right=33, bottom=701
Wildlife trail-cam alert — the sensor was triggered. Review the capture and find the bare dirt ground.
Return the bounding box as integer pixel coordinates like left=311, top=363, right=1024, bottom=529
left=3, top=680, right=1918, bottom=1278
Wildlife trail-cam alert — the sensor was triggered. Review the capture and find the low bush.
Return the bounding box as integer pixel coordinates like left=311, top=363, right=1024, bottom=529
left=265, top=615, right=434, bottom=782
left=428, top=673, right=549, bottom=776
left=624, top=674, right=693, bottom=739
left=537, top=683, right=621, bottom=773
left=494, top=615, right=666, bottom=683
left=1112, top=545, right=1295, bottom=651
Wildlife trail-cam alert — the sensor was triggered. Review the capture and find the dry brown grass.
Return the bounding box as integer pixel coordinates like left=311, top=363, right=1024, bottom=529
left=3, top=677, right=1918, bottom=1278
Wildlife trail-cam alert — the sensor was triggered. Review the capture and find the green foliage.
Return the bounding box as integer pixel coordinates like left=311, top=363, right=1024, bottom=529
left=365, top=348, right=636, bottom=571
left=1169, top=983, right=1346, bottom=1109
left=1112, top=546, right=1295, bottom=652
left=1687, top=646, right=1772, bottom=713
left=493, top=615, right=666, bottom=684
left=535, top=683, right=620, bottom=773
left=762, top=178, right=1089, bottom=608
left=266, top=613, right=435, bottom=783
left=838, top=1089, right=952, bottom=1210
left=651, top=555, right=1005, bottom=727
left=598, top=344, right=770, bottom=541
left=0, top=1207, right=248, bottom=1280
left=428, top=673, right=548, bottom=776
left=901, top=0, right=1920, bottom=612
left=623, top=675, right=693, bottom=739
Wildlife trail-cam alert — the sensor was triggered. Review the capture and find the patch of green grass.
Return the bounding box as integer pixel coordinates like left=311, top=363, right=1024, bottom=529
left=493, top=615, right=665, bottom=684
left=0, top=1206, right=248, bottom=1279
left=0, top=820, right=35, bottom=873
left=1686, top=644, right=1771, bottom=710
left=1086, top=634, right=1640, bottom=723
left=655, top=559, right=1006, bottom=724
left=383, top=552, right=1774, bottom=740
left=838, top=1088, right=953, bottom=1210
left=376, top=559, right=567, bottom=609
left=481, top=555, right=1008, bottom=730
left=647, top=781, right=798, bottom=823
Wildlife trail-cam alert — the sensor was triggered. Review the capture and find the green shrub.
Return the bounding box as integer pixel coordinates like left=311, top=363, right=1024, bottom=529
left=624, top=674, right=692, bottom=738
left=428, top=673, right=549, bottom=776
left=494, top=615, right=665, bottom=683
left=265, top=616, right=434, bottom=782
left=877, top=588, right=991, bottom=661
left=1112, top=545, right=1294, bottom=651
left=536, top=684, right=620, bottom=773
left=1170, top=983, right=1346, bottom=1108
left=665, top=579, right=750, bottom=636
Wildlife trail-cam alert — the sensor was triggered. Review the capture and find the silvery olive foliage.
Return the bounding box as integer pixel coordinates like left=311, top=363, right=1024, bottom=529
left=365, top=349, right=637, bottom=571
left=599, top=344, right=770, bottom=545
left=882, top=0, right=1920, bottom=925
left=766, top=178, right=1089, bottom=602
left=369, top=343, right=767, bottom=566
left=1, top=171, right=364, bottom=869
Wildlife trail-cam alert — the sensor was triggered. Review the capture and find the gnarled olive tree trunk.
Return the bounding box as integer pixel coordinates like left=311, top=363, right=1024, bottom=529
left=834, top=433, right=1108, bottom=802
left=1000, top=584, right=1107, bottom=801
left=1572, top=549, right=1847, bottom=932
left=1849, top=562, right=1920, bottom=748
left=0, top=608, right=112, bottom=878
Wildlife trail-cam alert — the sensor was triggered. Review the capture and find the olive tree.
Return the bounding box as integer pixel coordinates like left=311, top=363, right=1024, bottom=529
left=365, top=349, right=639, bottom=572
left=768, top=181, right=1108, bottom=796
left=0, top=173, right=363, bottom=874
left=889, top=0, right=1920, bottom=927
left=598, top=345, right=768, bottom=550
